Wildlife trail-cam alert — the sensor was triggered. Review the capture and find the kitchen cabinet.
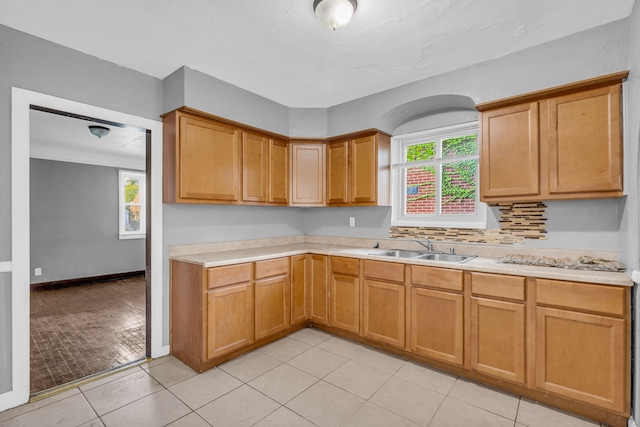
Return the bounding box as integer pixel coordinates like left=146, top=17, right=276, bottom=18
left=326, top=141, right=348, bottom=204
left=308, top=254, right=329, bottom=325
left=410, top=265, right=464, bottom=367
left=163, top=110, right=241, bottom=203
left=254, top=258, right=290, bottom=340
left=330, top=256, right=360, bottom=334
left=535, top=278, right=629, bottom=413
left=290, top=254, right=307, bottom=325
left=206, top=263, right=254, bottom=361
left=290, top=142, right=325, bottom=206
left=242, top=131, right=269, bottom=203
left=362, top=260, right=406, bottom=348
left=469, top=272, right=526, bottom=385
left=269, top=138, right=289, bottom=204
left=325, top=132, right=391, bottom=206
left=477, top=72, right=627, bottom=202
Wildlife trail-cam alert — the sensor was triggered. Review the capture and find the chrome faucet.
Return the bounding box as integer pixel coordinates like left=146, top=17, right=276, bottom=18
left=412, top=238, right=433, bottom=251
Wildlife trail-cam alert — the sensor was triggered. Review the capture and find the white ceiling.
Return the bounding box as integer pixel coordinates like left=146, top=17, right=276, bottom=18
left=0, top=0, right=635, bottom=108
left=29, top=109, right=147, bottom=170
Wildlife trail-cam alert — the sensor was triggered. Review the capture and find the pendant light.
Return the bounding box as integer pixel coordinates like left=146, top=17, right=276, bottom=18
left=313, top=0, right=357, bottom=30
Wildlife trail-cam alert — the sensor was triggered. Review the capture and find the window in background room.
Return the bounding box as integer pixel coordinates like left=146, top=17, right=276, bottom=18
left=119, top=170, right=146, bottom=239
left=391, top=122, right=486, bottom=228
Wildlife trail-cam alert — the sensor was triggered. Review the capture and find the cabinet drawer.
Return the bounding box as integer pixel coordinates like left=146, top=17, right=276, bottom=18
left=411, top=265, right=463, bottom=292
left=536, top=279, right=626, bottom=316
left=471, top=272, right=525, bottom=301
left=255, top=257, right=289, bottom=279
left=208, top=263, right=252, bottom=289
left=331, top=256, right=359, bottom=276
left=363, top=260, right=405, bottom=283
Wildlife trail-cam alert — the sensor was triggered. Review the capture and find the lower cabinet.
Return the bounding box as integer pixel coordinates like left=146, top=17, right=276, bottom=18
left=410, top=265, right=464, bottom=366
left=362, top=260, right=406, bottom=348
left=207, top=282, right=254, bottom=359
left=469, top=272, right=526, bottom=385
left=308, top=254, right=329, bottom=325
left=290, top=254, right=307, bottom=324
left=254, top=258, right=290, bottom=340
left=330, top=257, right=360, bottom=334
left=535, top=279, right=628, bottom=413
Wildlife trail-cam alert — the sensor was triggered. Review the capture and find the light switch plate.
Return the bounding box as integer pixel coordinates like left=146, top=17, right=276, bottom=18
left=349, top=217, right=355, bottom=227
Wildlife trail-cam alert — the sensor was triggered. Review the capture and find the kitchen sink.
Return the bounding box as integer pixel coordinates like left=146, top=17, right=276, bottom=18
left=370, top=249, right=475, bottom=263
left=371, top=249, right=434, bottom=258
left=415, top=253, right=476, bottom=263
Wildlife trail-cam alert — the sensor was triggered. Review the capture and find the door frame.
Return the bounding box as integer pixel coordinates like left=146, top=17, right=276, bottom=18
left=1, top=88, right=167, bottom=411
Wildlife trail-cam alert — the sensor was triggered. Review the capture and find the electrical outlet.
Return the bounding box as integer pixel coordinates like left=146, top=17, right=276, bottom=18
left=349, top=217, right=355, bottom=227
left=34, top=267, right=42, bottom=276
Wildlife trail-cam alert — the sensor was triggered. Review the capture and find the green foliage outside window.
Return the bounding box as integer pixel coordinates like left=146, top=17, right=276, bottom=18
left=406, top=135, right=477, bottom=204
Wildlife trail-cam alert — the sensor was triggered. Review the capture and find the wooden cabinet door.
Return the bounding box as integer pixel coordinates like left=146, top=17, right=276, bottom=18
left=350, top=135, right=377, bottom=203
left=480, top=102, right=539, bottom=200
left=207, top=283, right=253, bottom=359
left=179, top=115, right=241, bottom=201
left=326, top=141, right=349, bottom=205
left=535, top=306, right=626, bottom=412
left=470, top=297, right=526, bottom=384
left=290, top=255, right=307, bottom=324
left=242, top=131, right=269, bottom=202
left=269, top=138, right=289, bottom=204
left=308, top=254, right=328, bottom=325
left=330, top=274, right=359, bottom=333
left=255, top=274, right=290, bottom=340
left=547, top=84, right=623, bottom=195
left=290, top=143, right=325, bottom=206
left=411, top=287, right=463, bottom=366
left=363, top=279, right=405, bottom=347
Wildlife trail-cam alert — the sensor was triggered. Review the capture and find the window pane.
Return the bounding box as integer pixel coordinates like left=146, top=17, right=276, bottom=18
left=443, top=134, right=478, bottom=158
left=125, top=204, right=141, bottom=232
left=441, top=160, right=477, bottom=215
left=124, top=177, right=140, bottom=203
left=405, top=166, right=436, bottom=215
left=406, top=141, right=436, bottom=162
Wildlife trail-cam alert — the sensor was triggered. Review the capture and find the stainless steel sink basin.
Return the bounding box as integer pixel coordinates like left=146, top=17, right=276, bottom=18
left=416, top=253, right=476, bottom=263
left=372, top=249, right=425, bottom=258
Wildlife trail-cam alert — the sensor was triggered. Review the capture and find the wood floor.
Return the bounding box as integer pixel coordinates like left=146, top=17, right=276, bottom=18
left=30, top=275, right=146, bottom=394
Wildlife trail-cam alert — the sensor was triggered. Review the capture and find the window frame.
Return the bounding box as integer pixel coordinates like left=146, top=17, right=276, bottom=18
left=390, top=122, right=486, bottom=229
left=118, top=169, right=146, bottom=240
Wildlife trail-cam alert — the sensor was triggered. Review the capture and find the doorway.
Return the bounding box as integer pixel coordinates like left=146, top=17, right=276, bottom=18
left=3, top=88, right=166, bottom=411
left=28, top=107, right=149, bottom=394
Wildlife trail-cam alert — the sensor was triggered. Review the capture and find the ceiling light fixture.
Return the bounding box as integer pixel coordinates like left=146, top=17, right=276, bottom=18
left=88, top=125, right=110, bottom=139
left=313, top=0, right=357, bottom=30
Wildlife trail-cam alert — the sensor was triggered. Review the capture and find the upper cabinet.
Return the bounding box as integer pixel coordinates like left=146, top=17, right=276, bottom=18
left=477, top=72, right=627, bottom=203
left=269, top=138, right=289, bottom=204
left=290, top=142, right=326, bottom=206
left=163, top=108, right=391, bottom=207
left=164, top=110, right=241, bottom=203
left=326, top=131, right=391, bottom=206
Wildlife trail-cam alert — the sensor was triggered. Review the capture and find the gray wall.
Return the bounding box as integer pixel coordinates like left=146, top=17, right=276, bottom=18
left=0, top=23, right=162, bottom=398
left=0, top=274, right=11, bottom=394
left=30, top=159, right=145, bottom=284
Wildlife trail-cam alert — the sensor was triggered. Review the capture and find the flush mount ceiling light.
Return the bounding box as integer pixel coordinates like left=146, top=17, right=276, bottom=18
left=313, top=0, right=357, bottom=30
left=88, top=125, right=110, bottom=139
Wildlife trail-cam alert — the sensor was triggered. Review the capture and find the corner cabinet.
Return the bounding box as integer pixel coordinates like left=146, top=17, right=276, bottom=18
left=170, top=257, right=300, bottom=372
left=477, top=71, right=627, bottom=202
left=290, top=142, right=326, bottom=206
left=326, top=131, right=391, bottom=206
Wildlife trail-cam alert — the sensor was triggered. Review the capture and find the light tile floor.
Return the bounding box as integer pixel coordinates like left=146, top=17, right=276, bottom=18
left=0, top=328, right=609, bottom=427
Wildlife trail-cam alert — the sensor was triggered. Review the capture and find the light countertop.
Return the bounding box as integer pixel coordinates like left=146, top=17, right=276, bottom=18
left=171, top=242, right=633, bottom=287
